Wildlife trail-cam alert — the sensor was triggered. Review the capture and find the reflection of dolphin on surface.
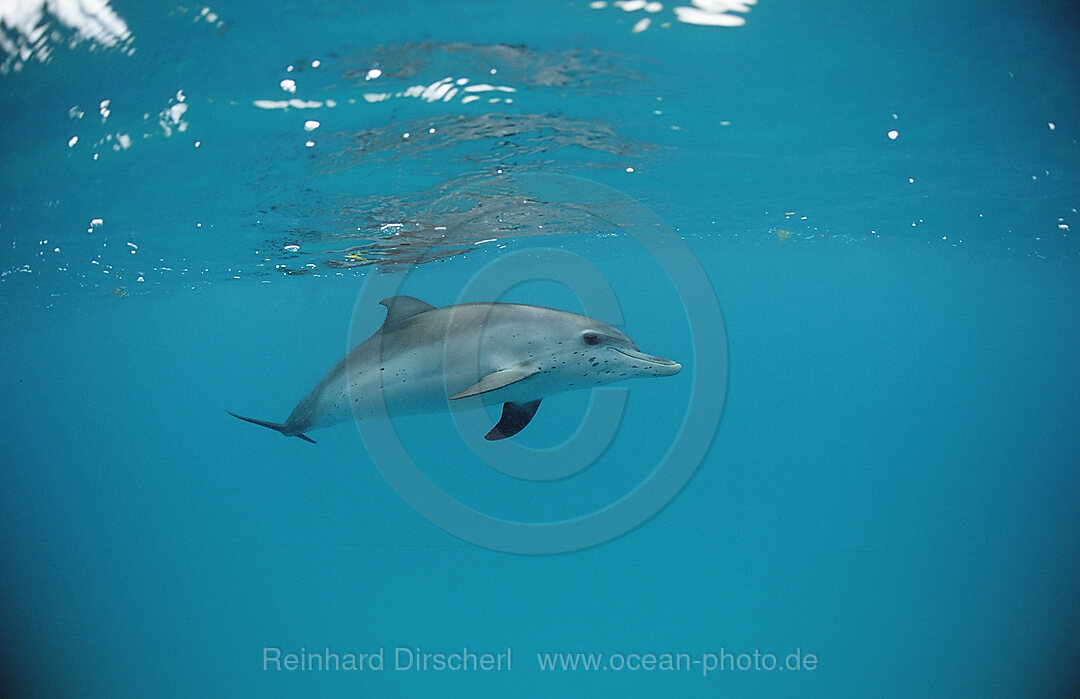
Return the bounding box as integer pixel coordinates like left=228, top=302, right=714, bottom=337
left=229, top=296, right=682, bottom=443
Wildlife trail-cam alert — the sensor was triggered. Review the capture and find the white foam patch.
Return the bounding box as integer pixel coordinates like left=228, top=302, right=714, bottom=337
left=366, top=79, right=517, bottom=105
left=462, top=83, right=516, bottom=92
left=674, top=6, right=746, bottom=25
left=253, top=99, right=325, bottom=110
left=168, top=102, right=188, bottom=124
left=424, top=81, right=453, bottom=102
left=692, top=0, right=755, bottom=11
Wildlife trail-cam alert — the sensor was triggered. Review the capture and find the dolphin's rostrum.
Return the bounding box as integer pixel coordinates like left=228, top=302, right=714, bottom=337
left=229, top=296, right=681, bottom=443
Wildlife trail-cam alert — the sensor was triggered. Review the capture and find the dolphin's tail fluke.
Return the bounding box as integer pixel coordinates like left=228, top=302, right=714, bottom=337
left=228, top=412, right=316, bottom=444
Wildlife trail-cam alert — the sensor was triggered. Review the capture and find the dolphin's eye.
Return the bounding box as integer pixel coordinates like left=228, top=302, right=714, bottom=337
left=583, top=333, right=600, bottom=346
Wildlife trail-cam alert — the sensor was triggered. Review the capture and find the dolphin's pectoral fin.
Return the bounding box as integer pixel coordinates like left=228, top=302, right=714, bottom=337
left=485, top=400, right=542, bottom=441
left=379, top=296, right=436, bottom=328
left=449, top=365, right=540, bottom=400
left=228, top=412, right=316, bottom=444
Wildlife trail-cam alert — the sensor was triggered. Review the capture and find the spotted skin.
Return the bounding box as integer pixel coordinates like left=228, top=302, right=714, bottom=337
left=229, top=296, right=681, bottom=442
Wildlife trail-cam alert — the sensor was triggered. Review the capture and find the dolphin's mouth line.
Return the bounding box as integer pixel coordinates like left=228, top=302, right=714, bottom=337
left=610, top=346, right=680, bottom=367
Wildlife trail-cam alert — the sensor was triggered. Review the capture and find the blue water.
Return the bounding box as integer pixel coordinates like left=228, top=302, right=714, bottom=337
left=2, top=0, right=1079, bottom=696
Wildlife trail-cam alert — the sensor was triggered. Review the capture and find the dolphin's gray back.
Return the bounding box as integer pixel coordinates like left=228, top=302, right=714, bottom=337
left=282, top=303, right=607, bottom=433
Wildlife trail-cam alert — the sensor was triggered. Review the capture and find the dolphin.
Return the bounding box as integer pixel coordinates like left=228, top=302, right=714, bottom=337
left=229, top=296, right=681, bottom=443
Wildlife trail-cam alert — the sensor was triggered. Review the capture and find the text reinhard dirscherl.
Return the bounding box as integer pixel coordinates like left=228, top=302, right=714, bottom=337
left=263, top=647, right=512, bottom=673
left=262, top=647, right=819, bottom=677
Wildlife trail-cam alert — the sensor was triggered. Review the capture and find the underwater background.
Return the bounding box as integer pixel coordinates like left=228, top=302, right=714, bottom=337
left=2, top=0, right=1079, bottom=696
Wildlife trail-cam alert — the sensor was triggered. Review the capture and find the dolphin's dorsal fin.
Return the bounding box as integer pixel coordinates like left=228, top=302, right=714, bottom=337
left=449, top=364, right=539, bottom=400
left=379, top=296, right=436, bottom=328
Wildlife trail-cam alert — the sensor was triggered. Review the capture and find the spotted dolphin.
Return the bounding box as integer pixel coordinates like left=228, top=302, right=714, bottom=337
left=229, top=296, right=681, bottom=442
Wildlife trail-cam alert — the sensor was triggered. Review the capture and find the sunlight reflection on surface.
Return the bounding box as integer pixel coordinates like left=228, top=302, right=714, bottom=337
left=0, top=0, right=131, bottom=73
